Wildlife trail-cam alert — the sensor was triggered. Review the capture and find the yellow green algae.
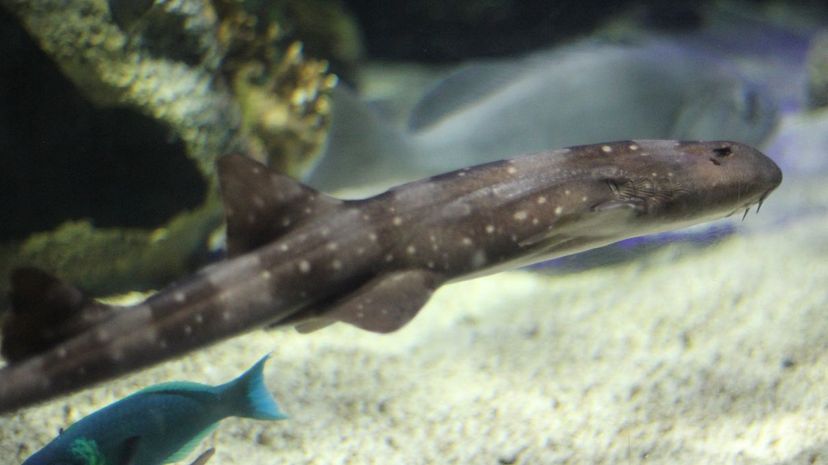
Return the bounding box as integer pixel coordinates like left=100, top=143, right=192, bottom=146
left=0, top=0, right=337, bottom=296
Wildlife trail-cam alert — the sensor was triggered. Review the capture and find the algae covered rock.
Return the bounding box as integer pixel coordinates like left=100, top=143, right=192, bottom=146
left=0, top=0, right=337, bottom=297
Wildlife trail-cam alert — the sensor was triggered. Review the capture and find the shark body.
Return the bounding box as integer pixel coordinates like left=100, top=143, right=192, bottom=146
left=0, top=140, right=781, bottom=413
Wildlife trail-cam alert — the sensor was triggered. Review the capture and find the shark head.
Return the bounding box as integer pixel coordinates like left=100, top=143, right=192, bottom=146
left=503, top=140, right=782, bottom=263
left=592, top=140, right=782, bottom=230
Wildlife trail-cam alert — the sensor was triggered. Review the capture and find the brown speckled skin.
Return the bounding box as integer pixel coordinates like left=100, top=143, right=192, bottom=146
left=0, top=140, right=781, bottom=413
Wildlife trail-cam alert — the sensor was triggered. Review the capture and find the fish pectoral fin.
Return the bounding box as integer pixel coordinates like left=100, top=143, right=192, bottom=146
left=165, top=423, right=218, bottom=464
left=119, top=436, right=141, bottom=465
left=189, top=448, right=216, bottom=465
left=216, top=154, right=346, bottom=258
left=295, top=269, right=444, bottom=334
left=1, top=267, right=116, bottom=363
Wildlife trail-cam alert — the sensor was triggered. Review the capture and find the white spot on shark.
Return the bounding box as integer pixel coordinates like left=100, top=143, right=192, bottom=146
left=471, top=250, right=487, bottom=268
left=537, top=196, right=547, bottom=204
left=461, top=237, right=473, bottom=246
left=507, top=166, right=518, bottom=174
left=485, top=224, right=495, bottom=234
left=332, top=260, right=342, bottom=270
left=174, top=292, right=186, bottom=303
left=95, top=329, right=110, bottom=343
left=298, top=260, right=311, bottom=273
left=392, top=216, right=403, bottom=226
left=513, top=211, right=528, bottom=221
left=407, top=245, right=416, bottom=255
left=261, top=270, right=272, bottom=280
left=601, top=145, right=612, bottom=153
left=326, top=242, right=339, bottom=251
left=555, top=206, right=563, bottom=215
left=629, top=144, right=639, bottom=151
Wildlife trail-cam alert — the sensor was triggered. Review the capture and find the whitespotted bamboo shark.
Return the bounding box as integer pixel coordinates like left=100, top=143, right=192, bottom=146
left=0, top=140, right=781, bottom=413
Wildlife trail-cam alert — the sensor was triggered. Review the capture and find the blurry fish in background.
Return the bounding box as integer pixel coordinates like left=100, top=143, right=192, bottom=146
left=22, top=355, right=286, bottom=465
left=303, top=1, right=828, bottom=194
left=630, top=3, right=820, bottom=118
left=309, top=37, right=779, bottom=192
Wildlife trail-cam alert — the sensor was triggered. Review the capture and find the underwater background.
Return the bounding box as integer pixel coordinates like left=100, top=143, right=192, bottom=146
left=1, top=0, right=828, bottom=463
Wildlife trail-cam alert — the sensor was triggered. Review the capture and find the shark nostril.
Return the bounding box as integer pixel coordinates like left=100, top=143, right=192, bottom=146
left=712, top=146, right=733, bottom=158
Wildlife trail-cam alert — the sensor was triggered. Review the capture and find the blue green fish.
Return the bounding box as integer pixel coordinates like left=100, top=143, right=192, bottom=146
left=22, top=355, right=286, bottom=465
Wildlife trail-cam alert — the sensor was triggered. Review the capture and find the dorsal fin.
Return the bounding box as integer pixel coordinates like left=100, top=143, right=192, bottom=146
left=408, top=61, right=522, bottom=132
left=2, top=267, right=115, bottom=362
left=216, top=154, right=344, bottom=257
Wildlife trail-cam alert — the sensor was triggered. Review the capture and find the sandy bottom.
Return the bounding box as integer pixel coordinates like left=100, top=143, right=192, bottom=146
left=1, top=167, right=827, bottom=465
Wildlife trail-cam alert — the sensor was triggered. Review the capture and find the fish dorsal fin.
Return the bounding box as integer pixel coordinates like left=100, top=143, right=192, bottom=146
left=1, top=267, right=115, bottom=363
left=408, top=61, right=522, bottom=132
left=295, top=270, right=444, bottom=334
left=164, top=423, right=218, bottom=464
left=217, top=154, right=344, bottom=257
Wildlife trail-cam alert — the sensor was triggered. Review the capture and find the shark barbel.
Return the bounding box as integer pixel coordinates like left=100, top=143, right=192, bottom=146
left=0, top=140, right=782, bottom=413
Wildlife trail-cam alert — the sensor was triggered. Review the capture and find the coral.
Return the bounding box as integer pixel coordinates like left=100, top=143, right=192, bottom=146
left=0, top=0, right=337, bottom=296
left=232, top=43, right=337, bottom=175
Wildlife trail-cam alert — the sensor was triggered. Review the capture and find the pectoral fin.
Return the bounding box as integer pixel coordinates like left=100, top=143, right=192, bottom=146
left=189, top=448, right=215, bottom=465
left=295, top=270, right=444, bottom=334
left=119, top=436, right=140, bottom=465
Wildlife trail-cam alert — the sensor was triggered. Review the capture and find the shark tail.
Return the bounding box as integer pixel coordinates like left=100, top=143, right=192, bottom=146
left=217, top=354, right=287, bottom=421
left=2, top=267, right=117, bottom=363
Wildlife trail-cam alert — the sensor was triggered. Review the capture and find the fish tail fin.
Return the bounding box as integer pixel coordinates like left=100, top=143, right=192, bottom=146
left=218, top=354, right=287, bottom=421
left=1, top=267, right=116, bottom=363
